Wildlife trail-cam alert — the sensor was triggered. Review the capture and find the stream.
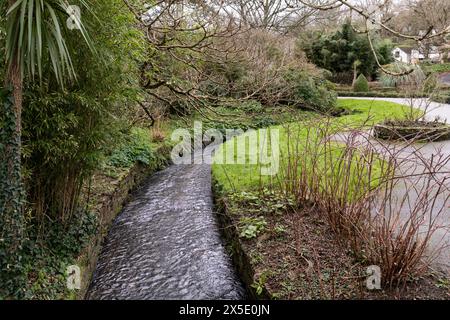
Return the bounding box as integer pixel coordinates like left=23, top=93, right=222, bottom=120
left=86, top=163, right=245, bottom=300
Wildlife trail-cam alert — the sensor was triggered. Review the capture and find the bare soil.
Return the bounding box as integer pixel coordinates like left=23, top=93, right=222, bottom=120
left=224, top=195, right=450, bottom=300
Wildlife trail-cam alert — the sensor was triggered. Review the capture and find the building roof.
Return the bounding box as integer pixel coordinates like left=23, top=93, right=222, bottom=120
left=395, top=46, right=414, bottom=54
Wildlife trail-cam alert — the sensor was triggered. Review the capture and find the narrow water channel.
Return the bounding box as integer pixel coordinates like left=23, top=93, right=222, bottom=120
left=86, top=163, right=245, bottom=300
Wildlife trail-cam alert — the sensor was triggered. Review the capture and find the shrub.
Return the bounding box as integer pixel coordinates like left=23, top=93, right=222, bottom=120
left=353, top=74, right=369, bottom=92
left=107, top=128, right=155, bottom=168
left=275, top=117, right=447, bottom=287
left=205, top=30, right=337, bottom=114
left=21, top=209, right=97, bottom=299
left=378, top=63, right=426, bottom=88
left=22, top=0, right=144, bottom=223
left=422, top=62, right=450, bottom=75
left=422, top=74, right=439, bottom=94
left=431, top=92, right=450, bottom=104
left=301, top=22, right=393, bottom=79
left=238, top=100, right=264, bottom=113
left=283, top=69, right=337, bottom=112
left=328, top=71, right=354, bottom=85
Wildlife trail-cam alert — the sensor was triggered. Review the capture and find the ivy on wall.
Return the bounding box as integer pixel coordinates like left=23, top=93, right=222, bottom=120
left=0, top=87, right=26, bottom=298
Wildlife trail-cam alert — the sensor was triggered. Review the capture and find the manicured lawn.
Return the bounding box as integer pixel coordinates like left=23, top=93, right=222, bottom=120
left=212, top=99, right=421, bottom=192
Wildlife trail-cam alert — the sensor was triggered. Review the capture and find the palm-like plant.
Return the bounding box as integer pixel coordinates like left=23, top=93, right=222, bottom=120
left=1, top=0, right=92, bottom=295
left=5, top=0, right=92, bottom=84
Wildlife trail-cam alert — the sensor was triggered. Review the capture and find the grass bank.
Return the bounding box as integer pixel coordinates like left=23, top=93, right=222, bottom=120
left=212, top=99, right=419, bottom=192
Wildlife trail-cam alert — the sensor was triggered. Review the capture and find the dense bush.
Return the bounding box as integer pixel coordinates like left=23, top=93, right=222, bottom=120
left=0, top=0, right=146, bottom=299
left=284, top=69, right=337, bottom=112
left=22, top=0, right=145, bottom=223
left=202, top=30, right=337, bottom=113
left=327, top=71, right=354, bottom=85
left=21, top=209, right=97, bottom=299
left=301, top=23, right=393, bottom=81
left=353, top=74, right=369, bottom=92
left=107, top=128, right=155, bottom=168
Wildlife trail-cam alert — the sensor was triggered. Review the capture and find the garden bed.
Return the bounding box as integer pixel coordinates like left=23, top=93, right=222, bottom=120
left=214, top=188, right=450, bottom=300
left=374, top=120, right=450, bottom=141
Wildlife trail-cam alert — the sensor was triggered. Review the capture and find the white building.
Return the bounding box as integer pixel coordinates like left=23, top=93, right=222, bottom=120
left=392, top=46, right=441, bottom=64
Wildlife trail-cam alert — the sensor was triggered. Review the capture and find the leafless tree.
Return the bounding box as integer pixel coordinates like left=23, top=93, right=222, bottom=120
left=388, top=0, right=450, bottom=59
left=218, top=0, right=318, bottom=33
left=123, top=0, right=244, bottom=118
left=123, top=0, right=328, bottom=120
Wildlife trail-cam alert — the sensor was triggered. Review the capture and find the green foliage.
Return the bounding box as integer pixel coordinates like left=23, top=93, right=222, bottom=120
left=238, top=100, right=264, bottom=113
left=22, top=0, right=145, bottom=221
left=5, top=0, right=93, bottom=86
left=301, top=22, right=393, bottom=81
left=0, top=88, right=26, bottom=299
left=422, top=62, right=450, bottom=75
left=198, top=101, right=311, bottom=137
left=378, top=63, right=426, bottom=87
left=1, top=0, right=145, bottom=298
left=353, top=74, right=369, bottom=92
left=251, top=271, right=269, bottom=296
left=239, top=216, right=267, bottom=239
left=228, top=190, right=295, bottom=216
left=283, top=69, right=337, bottom=112
left=375, top=39, right=394, bottom=66
left=21, top=209, right=97, bottom=299
left=107, top=128, right=155, bottom=168
left=337, top=91, right=428, bottom=98
left=45, top=211, right=97, bottom=259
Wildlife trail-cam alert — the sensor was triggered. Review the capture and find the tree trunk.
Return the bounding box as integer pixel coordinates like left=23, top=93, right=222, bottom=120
left=0, top=0, right=25, bottom=297
left=3, top=49, right=24, bottom=221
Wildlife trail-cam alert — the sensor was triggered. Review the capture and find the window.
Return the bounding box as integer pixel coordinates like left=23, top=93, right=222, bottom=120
left=395, top=51, right=400, bottom=58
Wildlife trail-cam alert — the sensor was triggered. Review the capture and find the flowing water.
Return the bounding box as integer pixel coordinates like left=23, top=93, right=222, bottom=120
left=86, top=163, right=245, bottom=300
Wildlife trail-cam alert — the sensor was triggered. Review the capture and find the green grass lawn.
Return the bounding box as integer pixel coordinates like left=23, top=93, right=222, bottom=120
left=423, top=62, right=450, bottom=75
left=212, top=99, right=420, bottom=192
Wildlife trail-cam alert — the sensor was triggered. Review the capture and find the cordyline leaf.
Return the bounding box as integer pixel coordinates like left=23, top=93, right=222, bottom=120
left=5, top=0, right=95, bottom=88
